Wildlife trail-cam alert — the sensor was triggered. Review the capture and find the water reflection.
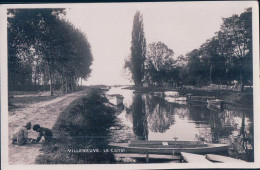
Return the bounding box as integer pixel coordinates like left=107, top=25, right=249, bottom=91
left=146, top=96, right=172, bottom=133
left=109, top=87, right=254, bottom=162
left=132, top=94, right=148, bottom=140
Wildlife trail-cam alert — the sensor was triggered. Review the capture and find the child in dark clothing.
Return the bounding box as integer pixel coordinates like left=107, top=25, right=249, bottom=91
left=32, top=124, right=53, bottom=143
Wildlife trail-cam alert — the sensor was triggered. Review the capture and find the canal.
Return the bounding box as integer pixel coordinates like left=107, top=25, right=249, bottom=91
left=107, top=86, right=254, bottom=162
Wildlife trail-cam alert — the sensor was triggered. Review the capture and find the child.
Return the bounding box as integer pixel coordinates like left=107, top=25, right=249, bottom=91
left=12, top=122, right=32, bottom=145
left=32, top=124, right=53, bottom=143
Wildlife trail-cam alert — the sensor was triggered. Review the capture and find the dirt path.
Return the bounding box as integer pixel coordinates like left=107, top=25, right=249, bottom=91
left=8, top=90, right=88, bottom=164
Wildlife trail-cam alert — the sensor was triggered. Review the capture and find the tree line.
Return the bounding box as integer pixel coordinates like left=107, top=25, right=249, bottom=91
left=8, top=9, right=93, bottom=96
left=126, top=8, right=252, bottom=91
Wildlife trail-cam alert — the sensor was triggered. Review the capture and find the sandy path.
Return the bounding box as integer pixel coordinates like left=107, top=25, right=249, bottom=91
left=8, top=90, right=88, bottom=164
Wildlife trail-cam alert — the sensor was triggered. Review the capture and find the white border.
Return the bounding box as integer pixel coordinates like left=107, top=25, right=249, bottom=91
left=1, top=2, right=259, bottom=170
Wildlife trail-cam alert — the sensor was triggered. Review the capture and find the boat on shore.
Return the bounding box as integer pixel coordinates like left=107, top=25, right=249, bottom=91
left=109, top=140, right=229, bottom=154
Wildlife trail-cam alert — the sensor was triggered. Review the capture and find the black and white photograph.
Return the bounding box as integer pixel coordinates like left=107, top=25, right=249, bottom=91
left=0, top=1, right=259, bottom=169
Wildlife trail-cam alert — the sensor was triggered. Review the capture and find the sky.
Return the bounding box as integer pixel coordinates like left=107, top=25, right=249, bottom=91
left=65, top=2, right=252, bottom=86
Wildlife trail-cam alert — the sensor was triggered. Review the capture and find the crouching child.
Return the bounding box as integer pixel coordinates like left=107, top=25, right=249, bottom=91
left=32, top=124, right=53, bottom=143
left=12, top=122, right=32, bottom=145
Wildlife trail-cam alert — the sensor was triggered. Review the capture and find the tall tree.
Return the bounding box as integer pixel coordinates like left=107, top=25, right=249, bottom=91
left=219, top=8, right=252, bottom=90
left=130, top=11, right=146, bottom=87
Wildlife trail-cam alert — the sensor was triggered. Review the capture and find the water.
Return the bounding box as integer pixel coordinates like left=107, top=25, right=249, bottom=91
left=107, top=87, right=254, bottom=162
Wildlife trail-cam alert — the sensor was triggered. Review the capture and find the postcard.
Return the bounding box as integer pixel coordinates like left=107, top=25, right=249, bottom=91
left=1, top=1, right=259, bottom=169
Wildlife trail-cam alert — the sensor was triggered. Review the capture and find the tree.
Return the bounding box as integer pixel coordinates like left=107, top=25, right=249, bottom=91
left=185, top=49, right=205, bottom=85
left=145, top=41, right=176, bottom=85
left=182, top=8, right=252, bottom=89
left=8, top=9, right=93, bottom=95
left=130, top=11, right=146, bottom=87
left=200, top=37, right=226, bottom=84
left=219, top=8, right=252, bottom=90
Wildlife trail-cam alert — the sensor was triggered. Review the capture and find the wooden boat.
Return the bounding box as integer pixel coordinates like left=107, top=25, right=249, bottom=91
left=109, top=140, right=229, bottom=154
left=207, top=99, right=224, bottom=110
left=164, top=91, right=179, bottom=97
left=207, top=99, right=223, bottom=105
left=114, top=153, right=181, bottom=161
left=181, top=152, right=212, bottom=163
left=107, top=94, right=124, bottom=106
left=165, top=96, right=187, bottom=102
left=154, top=92, right=165, bottom=97
left=205, top=154, right=247, bottom=163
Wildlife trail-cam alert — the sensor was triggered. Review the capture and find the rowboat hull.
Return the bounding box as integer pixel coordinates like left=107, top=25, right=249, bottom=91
left=109, top=141, right=229, bottom=154
left=114, top=153, right=181, bottom=160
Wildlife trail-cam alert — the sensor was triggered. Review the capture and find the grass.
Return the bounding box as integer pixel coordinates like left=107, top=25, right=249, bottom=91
left=8, top=91, right=59, bottom=110
left=35, top=88, right=117, bottom=164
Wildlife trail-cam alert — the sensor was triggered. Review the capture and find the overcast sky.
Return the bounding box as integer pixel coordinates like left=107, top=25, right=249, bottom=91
left=65, top=2, right=252, bottom=86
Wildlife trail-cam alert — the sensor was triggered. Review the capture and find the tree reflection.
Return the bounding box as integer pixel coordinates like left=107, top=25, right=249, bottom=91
left=229, top=111, right=254, bottom=162
left=209, top=109, right=235, bottom=143
left=132, top=94, right=148, bottom=140
left=145, top=96, right=172, bottom=133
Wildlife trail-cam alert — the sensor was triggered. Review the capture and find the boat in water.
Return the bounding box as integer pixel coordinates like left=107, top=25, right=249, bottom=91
left=109, top=140, right=229, bottom=154
left=107, top=94, right=124, bottom=106
left=207, top=99, right=224, bottom=110
left=164, top=91, right=179, bottom=97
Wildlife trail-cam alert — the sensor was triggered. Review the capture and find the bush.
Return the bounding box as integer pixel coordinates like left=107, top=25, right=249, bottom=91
left=36, top=88, right=117, bottom=164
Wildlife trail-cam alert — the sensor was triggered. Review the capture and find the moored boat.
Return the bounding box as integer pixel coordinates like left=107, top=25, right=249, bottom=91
left=165, top=96, right=187, bottom=101
left=207, top=99, right=222, bottom=105
left=154, top=92, right=165, bottom=97
left=207, top=99, right=224, bottom=110
left=114, top=153, right=181, bottom=161
left=109, top=140, right=229, bottom=154
left=164, top=91, right=179, bottom=97
left=107, top=94, right=124, bottom=106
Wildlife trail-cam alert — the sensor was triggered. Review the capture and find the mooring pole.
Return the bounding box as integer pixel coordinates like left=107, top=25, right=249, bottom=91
left=146, top=153, right=149, bottom=163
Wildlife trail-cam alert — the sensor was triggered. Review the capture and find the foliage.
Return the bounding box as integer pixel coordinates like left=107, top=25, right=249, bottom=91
left=145, top=41, right=176, bottom=85
left=130, top=11, right=146, bottom=87
left=35, top=88, right=116, bottom=164
left=8, top=9, right=93, bottom=95
left=182, top=8, right=252, bottom=89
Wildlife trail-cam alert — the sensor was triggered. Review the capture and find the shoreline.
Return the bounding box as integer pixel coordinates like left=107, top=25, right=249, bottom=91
left=126, top=86, right=253, bottom=108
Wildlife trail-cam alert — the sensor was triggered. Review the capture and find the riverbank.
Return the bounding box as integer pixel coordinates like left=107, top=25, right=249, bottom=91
left=129, top=86, right=253, bottom=108
left=177, top=89, right=253, bottom=108
left=8, top=89, right=89, bottom=164
left=35, top=88, right=118, bottom=164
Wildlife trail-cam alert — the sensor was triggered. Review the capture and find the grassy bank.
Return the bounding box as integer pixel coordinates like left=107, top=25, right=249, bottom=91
left=35, top=88, right=117, bottom=164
